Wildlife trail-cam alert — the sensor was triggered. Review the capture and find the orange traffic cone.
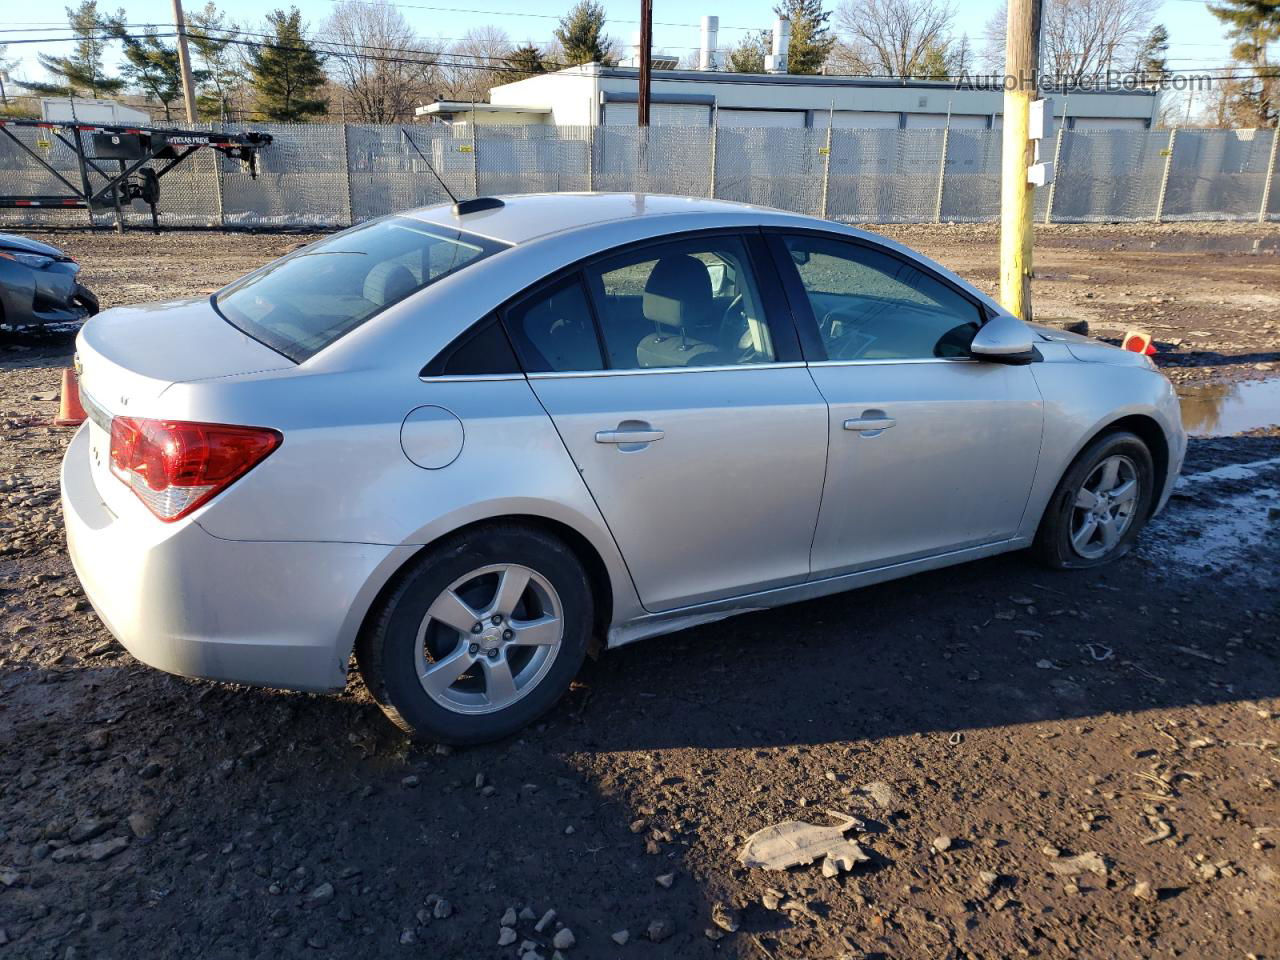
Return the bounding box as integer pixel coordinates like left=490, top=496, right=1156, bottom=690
left=54, top=367, right=88, bottom=427
left=1122, top=330, right=1157, bottom=356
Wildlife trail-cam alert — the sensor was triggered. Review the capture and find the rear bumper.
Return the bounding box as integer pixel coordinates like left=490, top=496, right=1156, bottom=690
left=61, top=425, right=409, bottom=692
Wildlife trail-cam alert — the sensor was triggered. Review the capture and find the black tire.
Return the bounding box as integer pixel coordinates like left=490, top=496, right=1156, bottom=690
left=1033, top=430, right=1156, bottom=570
left=357, top=523, right=593, bottom=745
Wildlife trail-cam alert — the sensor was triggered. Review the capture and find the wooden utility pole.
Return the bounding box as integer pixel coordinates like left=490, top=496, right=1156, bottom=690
left=172, top=0, right=198, bottom=124
left=998, top=0, right=1043, bottom=320
left=637, top=0, right=652, bottom=126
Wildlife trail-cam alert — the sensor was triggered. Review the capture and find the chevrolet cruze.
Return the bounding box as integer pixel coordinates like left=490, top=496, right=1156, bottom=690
left=62, top=194, right=1185, bottom=743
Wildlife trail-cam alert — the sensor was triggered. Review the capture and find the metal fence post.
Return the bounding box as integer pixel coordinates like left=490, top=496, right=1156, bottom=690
left=1154, top=127, right=1177, bottom=223
left=213, top=131, right=226, bottom=228
left=470, top=120, right=480, bottom=196
left=1259, top=127, right=1279, bottom=224
left=819, top=108, right=833, bottom=220
left=586, top=125, right=595, bottom=192
left=933, top=107, right=951, bottom=223
left=340, top=123, right=355, bottom=226
left=708, top=108, right=718, bottom=199
left=1043, top=126, right=1065, bottom=224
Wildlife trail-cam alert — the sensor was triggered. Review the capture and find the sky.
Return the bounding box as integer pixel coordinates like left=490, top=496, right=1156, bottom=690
left=0, top=0, right=1254, bottom=101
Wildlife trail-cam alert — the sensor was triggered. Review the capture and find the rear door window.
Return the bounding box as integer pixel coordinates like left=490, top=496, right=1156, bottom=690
left=214, top=216, right=506, bottom=362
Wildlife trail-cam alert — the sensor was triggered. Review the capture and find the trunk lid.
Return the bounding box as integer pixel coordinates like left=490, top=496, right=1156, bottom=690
left=77, top=297, right=292, bottom=404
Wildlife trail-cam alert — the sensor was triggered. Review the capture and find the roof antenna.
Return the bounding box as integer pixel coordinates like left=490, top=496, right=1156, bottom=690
left=400, top=128, right=504, bottom=217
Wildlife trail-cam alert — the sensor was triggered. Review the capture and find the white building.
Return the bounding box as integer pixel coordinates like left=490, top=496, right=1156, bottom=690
left=417, top=16, right=1159, bottom=132
left=420, top=63, right=1159, bottom=131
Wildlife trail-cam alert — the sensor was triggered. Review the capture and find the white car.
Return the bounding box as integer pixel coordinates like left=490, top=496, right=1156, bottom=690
left=62, top=194, right=1185, bottom=743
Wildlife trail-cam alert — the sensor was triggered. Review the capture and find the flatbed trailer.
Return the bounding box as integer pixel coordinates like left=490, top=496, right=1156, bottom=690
left=0, top=118, right=271, bottom=231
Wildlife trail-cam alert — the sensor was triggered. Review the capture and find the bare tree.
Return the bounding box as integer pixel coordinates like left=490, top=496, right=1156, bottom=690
left=439, top=26, right=514, bottom=103
left=835, top=0, right=955, bottom=77
left=320, top=0, right=438, bottom=122
left=979, top=0, right=1161, bottom=84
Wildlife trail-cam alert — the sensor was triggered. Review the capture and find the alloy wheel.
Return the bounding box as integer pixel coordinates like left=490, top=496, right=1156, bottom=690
left=1069, top=454, right=1140, bottom=560
left=414, top=563, right=564, bottom=715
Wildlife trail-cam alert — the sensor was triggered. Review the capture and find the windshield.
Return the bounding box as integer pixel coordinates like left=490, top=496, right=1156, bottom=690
left=214, top=217, right=507, bottom=362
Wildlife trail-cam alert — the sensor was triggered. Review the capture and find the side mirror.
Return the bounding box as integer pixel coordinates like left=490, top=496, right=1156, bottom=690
left=970, top=314, right=1039, bottom=365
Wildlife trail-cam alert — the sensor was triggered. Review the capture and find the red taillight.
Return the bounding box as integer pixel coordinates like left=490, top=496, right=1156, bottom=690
left=109, top=417, right=282, bottom=522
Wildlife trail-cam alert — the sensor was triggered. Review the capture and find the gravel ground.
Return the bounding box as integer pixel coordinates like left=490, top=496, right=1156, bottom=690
left=1, top=223, right=1278, bottom=960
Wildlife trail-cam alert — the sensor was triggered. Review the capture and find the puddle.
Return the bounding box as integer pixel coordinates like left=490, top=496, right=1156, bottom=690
left=1143, top=485, right=1279, bottom=586
left=1179, top=379, right=1280, bottom=436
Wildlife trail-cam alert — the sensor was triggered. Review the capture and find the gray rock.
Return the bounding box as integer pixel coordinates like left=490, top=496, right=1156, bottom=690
left=83, top=836, right=128, bottom=862
left=401, top=775, right=420, bottom=788
left=552, top=928, right=576, bottom=950
left=932, top=836, right=953, bottom=853
left=534, top=908, right=556, bottom=932
left=500, top=907, right=518, bottom=927
left=68, top=819, right=112, bottom=844
left=610, top=930, right=630, bottom=945
left=646, top=917, right=674, bottom=942
left=519, top=906, right=537, bottom=921
left=498, top=927, right=518, bottom=947
left=860, top=783, right=901, bottom=814
left=432, top=898, right=452, bottom=919
left=655, top=872, right=674, bottom=888
left=138, top=762, right=163, bottom=780
left=127, top=813, right=157, bottom=840
left=306, top=882, right=334, bottom=907
left=711, top=902, right=740, bottom=933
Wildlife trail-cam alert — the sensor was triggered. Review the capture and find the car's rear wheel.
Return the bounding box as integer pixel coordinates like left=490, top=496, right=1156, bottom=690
left=1034, top=430, right=1155, bottom=569
left=357, top=524, right=593, bottom=744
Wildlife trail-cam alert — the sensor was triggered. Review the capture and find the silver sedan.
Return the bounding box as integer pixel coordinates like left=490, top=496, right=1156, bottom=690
left=62, top=194, right=1185, bottom=743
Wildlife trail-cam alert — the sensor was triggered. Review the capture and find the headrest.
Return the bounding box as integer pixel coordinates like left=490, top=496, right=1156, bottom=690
left=363, top=262, right=417, bottom=307
left=642, top=255, right=714, bottom=330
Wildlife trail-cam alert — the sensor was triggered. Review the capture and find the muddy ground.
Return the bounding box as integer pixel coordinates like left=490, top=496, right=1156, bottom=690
left=1, top=223, right=1278, bottom=960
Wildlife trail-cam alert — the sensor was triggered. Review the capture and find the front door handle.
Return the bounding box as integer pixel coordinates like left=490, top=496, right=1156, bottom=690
left=595, top=422, right=665, bottom=446
left=843, top=411, right=896, bottom=436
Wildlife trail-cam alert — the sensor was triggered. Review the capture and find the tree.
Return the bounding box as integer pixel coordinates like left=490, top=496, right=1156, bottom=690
left=979, top=0, right=1161, bottom=84
left=321, top=0, right=435, bottom=122
left=1134, top=24, right=1169, bottom=79
left=554, top=0, right=612, bottom=66
left=774, top=0, right=836, bottom=74
left=443, top=26, right=513, bottom=102
left=508, top=42, right=548, bottom=78
left=247, top=8, right=328, bottom=121
left=25, top=1, right=125, bottom=98
left=111, top=26, right=188, bottom=120
left=188, top=3, right=245, bottom=121
left=726, top=30, right=772, bottom=73
left=836, top=0, right=954, bottom=77
left=1209, top=0, right=1279, bottom=127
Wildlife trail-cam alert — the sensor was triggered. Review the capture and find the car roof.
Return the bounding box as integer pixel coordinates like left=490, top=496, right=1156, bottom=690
left=403, top=192, right=821, bottom=246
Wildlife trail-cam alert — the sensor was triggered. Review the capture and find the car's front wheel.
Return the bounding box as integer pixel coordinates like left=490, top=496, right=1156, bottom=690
left=357, top=524, right=593, bottom=744
left=1034, top=430, right=1156, bottom=569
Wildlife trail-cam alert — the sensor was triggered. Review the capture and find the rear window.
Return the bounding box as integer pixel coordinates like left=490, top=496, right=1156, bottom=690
left=214, top=217, right=506, bottom=362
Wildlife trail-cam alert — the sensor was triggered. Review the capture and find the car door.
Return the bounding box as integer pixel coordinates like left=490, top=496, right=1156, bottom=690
left=767, top=230, right=1044, bottom=578
left=501, top=231, right=829, bottom=613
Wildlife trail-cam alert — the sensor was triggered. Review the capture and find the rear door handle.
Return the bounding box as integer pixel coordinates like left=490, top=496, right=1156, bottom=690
left=843, top=412, right=896, bottom=436
left=595, top=426, right=665, bottom=445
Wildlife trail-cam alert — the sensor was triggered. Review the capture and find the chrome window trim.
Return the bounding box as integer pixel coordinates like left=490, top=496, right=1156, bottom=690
left=526, top=361, right=808, bottom=380
left=806, top=357, right=978, bottom=367
left=418, top=373, right=526, bottom=384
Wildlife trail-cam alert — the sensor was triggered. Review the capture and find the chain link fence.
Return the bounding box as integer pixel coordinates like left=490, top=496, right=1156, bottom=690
left=1, top=120, right=1277, bottom=230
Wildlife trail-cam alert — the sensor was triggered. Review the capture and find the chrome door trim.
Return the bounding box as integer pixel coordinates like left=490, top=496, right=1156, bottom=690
left=527, top=362, right=807, bottom=380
